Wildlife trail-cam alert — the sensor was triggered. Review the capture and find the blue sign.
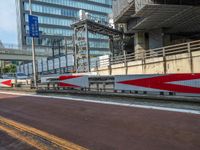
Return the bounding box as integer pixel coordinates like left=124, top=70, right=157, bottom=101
left=28, top=15, right=39, bottom=38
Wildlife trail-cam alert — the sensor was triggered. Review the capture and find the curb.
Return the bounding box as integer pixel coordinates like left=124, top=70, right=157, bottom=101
left=0, top=88, right=37, bottom=93
left=0, top=88, right=199, bottom=103
left=37, top=89, right=200, bottom=103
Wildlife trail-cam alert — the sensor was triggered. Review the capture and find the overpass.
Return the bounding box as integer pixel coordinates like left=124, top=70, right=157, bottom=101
left=0, top=44, right=52, bottom=61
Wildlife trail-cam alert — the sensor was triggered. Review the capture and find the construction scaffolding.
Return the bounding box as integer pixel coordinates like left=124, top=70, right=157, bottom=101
left=72, top=19, right=123, bottom=73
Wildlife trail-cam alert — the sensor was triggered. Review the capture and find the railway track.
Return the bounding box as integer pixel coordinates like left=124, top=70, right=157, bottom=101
left=0, top=116, right=87, bottom=150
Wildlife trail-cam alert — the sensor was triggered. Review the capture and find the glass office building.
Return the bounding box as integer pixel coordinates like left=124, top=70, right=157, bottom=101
left=16, top=0, right=112, bottom=56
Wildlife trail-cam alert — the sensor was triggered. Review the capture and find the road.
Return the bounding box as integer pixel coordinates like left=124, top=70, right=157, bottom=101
left=0, top=92, right=199, bottom=150
left=0, top=131, right=36, bottom=150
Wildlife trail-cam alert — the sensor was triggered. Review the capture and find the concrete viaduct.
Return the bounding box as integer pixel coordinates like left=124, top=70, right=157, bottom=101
left=0, top=47, right=51, bottom=61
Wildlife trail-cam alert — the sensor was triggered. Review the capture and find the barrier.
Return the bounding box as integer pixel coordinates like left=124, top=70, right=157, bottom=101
left=58, top=75, right=89, bottom=88
left=0, top=79, right=12, bottom=87
left=115, top=74, right=200, bottom=94
left=41, top=73, right=200, bottom=96
left=17, top=54, right=74, bottom=75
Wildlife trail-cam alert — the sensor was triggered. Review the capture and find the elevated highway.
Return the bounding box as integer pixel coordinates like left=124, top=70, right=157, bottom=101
left=0, top=44, right=52, bottom=61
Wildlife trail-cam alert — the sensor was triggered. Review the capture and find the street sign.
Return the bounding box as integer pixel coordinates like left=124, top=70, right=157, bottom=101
left=28, top=15, right=39, bottom=38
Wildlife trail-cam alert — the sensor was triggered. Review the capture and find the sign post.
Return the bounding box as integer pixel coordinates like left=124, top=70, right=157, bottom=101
left=29, top=0, right=39, bottom=88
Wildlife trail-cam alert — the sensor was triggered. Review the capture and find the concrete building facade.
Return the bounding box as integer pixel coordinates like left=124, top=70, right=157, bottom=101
left=113, top=0, right=200, bottom=56
left=16, top=0, right=113, bottom=56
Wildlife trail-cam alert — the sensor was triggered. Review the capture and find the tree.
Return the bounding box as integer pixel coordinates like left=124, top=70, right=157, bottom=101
left=2, top=64, right=16, bottom=74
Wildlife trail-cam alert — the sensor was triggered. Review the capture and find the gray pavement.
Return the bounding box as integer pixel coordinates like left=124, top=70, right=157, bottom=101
left=38, top=92, right=200, bottom=112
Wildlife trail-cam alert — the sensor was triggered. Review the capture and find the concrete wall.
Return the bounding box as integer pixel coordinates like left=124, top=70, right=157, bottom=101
left=95, top=51, right=200, bottom=75
left=193, top=51, right=200, bottom=73
left=113, top=0, right=133, bottom=21
left=135, top=0, right=153, bottom=12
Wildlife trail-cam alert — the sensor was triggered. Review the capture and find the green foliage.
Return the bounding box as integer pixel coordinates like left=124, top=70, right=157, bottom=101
left=2, top=64, right=16, bottom=73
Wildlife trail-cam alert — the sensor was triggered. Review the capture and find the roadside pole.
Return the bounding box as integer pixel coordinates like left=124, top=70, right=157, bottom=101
left=29, top=0, right=37, bottom=88
left=64, top=37, right=68, bottom=73
left=58, top=39, right=61, bottom=74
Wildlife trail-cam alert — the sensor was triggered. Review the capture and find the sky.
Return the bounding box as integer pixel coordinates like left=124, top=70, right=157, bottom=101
left=0, top=0, right=18, bottom=44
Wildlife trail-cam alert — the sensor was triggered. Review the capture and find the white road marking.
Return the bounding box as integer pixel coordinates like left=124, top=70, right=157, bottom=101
left=0, top=91, right=200, bottom=115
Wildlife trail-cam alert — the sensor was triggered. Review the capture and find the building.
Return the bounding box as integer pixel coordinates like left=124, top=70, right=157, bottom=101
left=0, top=40, right=4, bottom=48
left=16, top=0, right=113, bottom=57
left=113, top=0, right=200, bottom=56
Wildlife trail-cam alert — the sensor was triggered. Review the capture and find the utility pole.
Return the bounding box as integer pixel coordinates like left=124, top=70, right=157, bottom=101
left=64, top=37, right=68, bottom=73
left=58, top=39, right=61, bottom=74
left=52, top=40, right=55, bottom=74
left=29, top=0, right=37, bottom=88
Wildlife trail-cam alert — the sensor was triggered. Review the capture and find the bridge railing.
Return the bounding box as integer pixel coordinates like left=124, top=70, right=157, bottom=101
left=0, top=48, right=52, bottom=57
left=2, top=43, right=20, bottom=49
left=94, top=40, right=200, bottom=71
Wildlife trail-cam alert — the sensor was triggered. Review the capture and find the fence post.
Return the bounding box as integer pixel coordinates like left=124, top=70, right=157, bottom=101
left=163, top=47, right=167, bottom=74
left=109, top=55, right=112, bottom=75
left=95, top=60, right=98, bottom=71
left=142, top=50, right=146, bottom=74
left=188, top=42, right=194, bottom=73
left=123, top=50, right=128, bottom=75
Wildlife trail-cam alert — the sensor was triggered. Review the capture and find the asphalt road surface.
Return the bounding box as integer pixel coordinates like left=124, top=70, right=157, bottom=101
left=0, top=92, right=199, bottom=150
left=0, top=131, right=36, bottom=150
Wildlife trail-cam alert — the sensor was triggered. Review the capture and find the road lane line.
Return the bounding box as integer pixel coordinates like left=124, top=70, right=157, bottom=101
left=0, top=91, right=200, bottom=115
left=0, top=116, right=88, bottom=150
